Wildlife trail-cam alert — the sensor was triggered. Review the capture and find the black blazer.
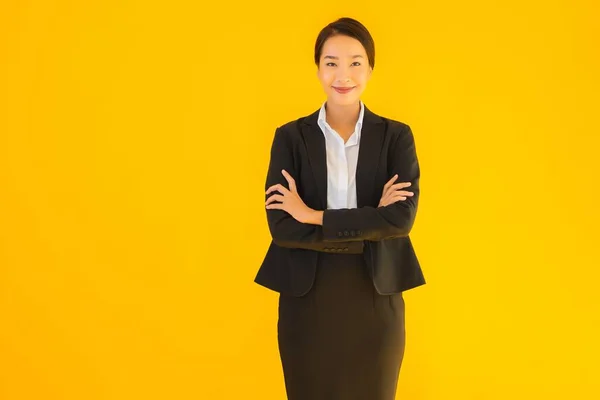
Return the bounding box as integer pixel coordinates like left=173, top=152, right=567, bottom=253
left=254, top=104, right=426, bottom=296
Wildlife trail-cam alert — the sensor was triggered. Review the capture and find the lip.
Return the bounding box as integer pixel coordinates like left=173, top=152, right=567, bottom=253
left=333, top=86, right=356, bottom=94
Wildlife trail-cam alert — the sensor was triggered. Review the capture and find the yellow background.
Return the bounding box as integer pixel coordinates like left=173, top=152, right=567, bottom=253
left=1, top=1, right=598, bottom=399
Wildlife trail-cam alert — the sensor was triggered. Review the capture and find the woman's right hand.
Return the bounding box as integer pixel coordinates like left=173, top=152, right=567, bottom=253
left=378, top=174, right=414, bottom=207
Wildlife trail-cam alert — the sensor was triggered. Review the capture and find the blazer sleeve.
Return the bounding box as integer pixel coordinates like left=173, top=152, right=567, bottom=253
left=265, top=126, right=364, bottom=253
left=321, top=124, right=421, bottom=242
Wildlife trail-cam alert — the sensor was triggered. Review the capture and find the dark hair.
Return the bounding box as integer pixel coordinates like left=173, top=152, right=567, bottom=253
left=314, top=17, right=375, bottom=69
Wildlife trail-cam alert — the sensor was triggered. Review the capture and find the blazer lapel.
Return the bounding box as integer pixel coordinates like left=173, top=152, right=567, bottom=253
left=356, top=105, right=385, bottom=208
left=301, top=109, right=328, bottom=210
left=301, top=103, right=385, bottom=210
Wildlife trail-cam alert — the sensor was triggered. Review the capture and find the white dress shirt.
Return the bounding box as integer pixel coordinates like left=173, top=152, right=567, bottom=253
left=317, top=100, right=365, bottom=210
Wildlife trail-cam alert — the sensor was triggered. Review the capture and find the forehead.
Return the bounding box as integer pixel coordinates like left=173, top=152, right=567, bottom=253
left=320, top=35, right=366, bottom=57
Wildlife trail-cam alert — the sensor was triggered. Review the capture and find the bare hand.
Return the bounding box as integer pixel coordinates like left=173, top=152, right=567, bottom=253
left=378, top=174, right=414, bottom=207
left=265, top=170, right=315, bottom=223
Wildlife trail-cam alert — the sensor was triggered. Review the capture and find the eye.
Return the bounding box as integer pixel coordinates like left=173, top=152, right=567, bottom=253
left=326, top=62, right=336, bottom=67
left=352, top=62, right=361, bottom=66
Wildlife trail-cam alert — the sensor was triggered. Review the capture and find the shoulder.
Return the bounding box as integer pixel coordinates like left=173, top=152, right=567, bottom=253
left=277, top=110, right=314, bottom=133
left=277, top=118, right=305, bottom=135
left=368, top=110, right=415, bottom=150
left=372, top=112, right=417, bottom=152
left=380, top=116, right=412, bottom=137
left=271, top=110, right=317, bottom=144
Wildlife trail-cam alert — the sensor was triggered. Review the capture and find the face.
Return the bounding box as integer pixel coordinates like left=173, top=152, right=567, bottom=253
left=316, top=34, right=372, bottom=106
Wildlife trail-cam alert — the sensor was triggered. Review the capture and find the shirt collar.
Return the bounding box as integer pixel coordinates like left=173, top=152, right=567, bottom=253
left=317, top=100, right=365, bottom=142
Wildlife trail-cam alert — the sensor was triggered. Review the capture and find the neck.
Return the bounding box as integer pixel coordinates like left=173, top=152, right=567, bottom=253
left=324, top=100, right=361, bottom=127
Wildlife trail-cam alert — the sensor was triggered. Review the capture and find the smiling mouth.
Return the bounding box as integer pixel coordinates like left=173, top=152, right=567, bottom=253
left=333, top=86, right=356, bottom=93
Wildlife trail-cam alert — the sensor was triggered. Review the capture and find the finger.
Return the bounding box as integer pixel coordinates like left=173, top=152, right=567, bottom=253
left=392, top=190, right=414, bottom=197
left=381, top=192, right=408, bottom=207
left=281, top=169, right=297, bottom=193
left=383, top=174, right=398, bottom=192
left=381, top=187, right=397, bottom=200
left=382, top=175, right=397, bottom=194
left=266, top=183, right=288, bottom=195
left=379, top=193, right=394, bottom=206
left=384, top=178, right=409, bottom=197
left=265, top=185, right=277, bottom=195
left=265, top=194, right=285, bottom=206
left=389, top=194, right=408, bottom=202
left=390, top=182, right=412, bottom=190
left=266, top=203, right=284, bottom=210
left=383, top=185, right=410, bottom=199
left=267, top=183, right=285, bottom=194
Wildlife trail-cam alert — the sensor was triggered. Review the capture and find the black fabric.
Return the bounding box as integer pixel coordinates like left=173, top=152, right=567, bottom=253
left=277, top=252, right=406, bottom=400
left=255, top=104, right=426, bottom=296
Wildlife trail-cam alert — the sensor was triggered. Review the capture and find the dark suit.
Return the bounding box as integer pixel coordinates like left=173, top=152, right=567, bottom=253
left=254, top=104, right=426, bottom=296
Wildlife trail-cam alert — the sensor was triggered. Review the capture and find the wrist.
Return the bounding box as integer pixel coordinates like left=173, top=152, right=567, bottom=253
left=307, top=209, right=324, bottom=225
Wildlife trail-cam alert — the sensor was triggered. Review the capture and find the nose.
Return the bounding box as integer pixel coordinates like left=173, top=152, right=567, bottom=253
left=335, top=66, right=352, bottom=84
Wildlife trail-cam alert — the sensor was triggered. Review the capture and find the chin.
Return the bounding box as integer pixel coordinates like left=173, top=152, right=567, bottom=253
left=328, top=97, right=360, bottom=106
left=328, top=89, right=362, bottom=103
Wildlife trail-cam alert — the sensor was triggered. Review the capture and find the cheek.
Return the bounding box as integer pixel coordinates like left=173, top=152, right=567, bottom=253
left=353, top=70, right=370, bottom=85
left=318, top=72, right=334, bottom=87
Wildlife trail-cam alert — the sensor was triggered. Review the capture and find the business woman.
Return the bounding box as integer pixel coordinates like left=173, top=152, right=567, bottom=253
left=254, top=17, right=426, bottom=400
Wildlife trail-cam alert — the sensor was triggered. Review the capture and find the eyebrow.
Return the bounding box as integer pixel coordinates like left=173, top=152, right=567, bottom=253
left=323, top=55, right=364, bottom=60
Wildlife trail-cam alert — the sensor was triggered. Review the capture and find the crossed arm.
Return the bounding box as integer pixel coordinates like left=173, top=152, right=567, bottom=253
left=264, top=124, right=420, bottom=252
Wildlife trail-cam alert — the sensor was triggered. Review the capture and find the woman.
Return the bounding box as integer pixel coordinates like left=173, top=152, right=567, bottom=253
left=254, top=17, right=426, bottom=400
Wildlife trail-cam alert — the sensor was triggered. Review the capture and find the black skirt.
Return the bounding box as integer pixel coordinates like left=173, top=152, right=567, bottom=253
left=277, top=252, right=406, bottom=400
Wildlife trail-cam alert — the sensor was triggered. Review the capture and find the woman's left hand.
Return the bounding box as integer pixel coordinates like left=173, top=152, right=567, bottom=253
left=266, top=169, right=316, bottom=224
